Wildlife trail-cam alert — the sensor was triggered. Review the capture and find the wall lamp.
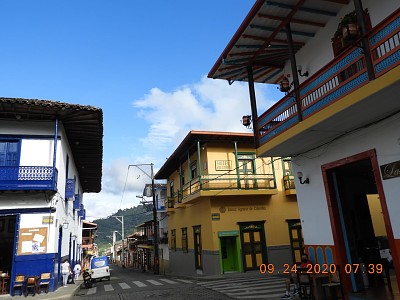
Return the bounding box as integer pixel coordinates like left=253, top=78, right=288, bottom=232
left=297, top=65, right=309, bottom=77
left=297, top=172, right=310, bottom=184
left=241, top=115, right=252, bottom=128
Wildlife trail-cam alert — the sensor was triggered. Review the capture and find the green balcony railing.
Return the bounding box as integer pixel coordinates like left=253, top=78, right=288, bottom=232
left=181, top=173, right=276, bottom=199
left=283, top=175, right=296, bottom=190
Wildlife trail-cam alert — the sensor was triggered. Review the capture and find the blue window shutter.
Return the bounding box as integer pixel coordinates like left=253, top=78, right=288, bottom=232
left=65, top=179, right=75, bottom=199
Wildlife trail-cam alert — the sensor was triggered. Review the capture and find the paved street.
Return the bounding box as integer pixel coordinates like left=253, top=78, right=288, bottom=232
left=72, top=265, right=288, bottom=300
left=72, top=265, right=232, bottom=300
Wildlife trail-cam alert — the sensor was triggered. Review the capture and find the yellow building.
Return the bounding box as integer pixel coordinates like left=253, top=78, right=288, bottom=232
left=155, top=131, right=300, bottom=276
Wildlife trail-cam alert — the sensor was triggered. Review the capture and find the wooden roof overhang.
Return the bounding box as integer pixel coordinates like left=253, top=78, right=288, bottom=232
left=0, top=97, right=103, bottom=193
left=155, top=131, right=254, bottom=179
left=208, top=0, right=350, bottom=84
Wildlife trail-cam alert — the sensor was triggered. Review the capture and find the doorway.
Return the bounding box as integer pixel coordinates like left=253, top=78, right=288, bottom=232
left=323, top=150, right=399, bottom=295
left=238, top=221, right=267, bottom=271
left=0, top=215, right=16, bottom=279
left=287, top=219, right=304, bottom=265
left=220, top=236, right=239, bottom=273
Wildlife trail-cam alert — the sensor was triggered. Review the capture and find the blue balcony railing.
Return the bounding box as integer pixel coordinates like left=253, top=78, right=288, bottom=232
left=0, top=166, right=58, bottom=191
left=257, top=10, right=400, bottom=146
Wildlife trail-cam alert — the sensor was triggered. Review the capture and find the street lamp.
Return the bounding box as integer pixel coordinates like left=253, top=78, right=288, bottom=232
left=113, top=216, right=125, bottom=267
left=129, top=163, right=159, bottom=275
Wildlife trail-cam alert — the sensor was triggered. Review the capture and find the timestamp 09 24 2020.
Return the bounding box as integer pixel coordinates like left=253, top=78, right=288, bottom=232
left=259, top=263, right=384, bottom=275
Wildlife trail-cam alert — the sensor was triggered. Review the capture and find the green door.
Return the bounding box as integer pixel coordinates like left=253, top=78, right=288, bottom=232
left=220, top=236, right=238, bottom=273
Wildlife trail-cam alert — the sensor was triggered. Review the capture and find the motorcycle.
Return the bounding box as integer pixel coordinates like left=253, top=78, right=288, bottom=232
left=82, top=269, right=92, bottom=289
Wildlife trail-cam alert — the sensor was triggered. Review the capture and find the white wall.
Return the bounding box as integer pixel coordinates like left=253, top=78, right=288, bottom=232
left=292, top=114, right=400, bottom=245
left=1, top=119, right=85, bottom=258
left=292, top=0, right=399, bottom=86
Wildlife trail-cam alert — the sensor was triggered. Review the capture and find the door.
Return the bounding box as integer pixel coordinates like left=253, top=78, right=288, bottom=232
left=323, top=151, right=400, bottom=294
left=288, top=219, right=304, bottom=265
left=0, top=141, right=20, bottom=182
left=220, top=236, right=238, bottom=272
left=193, top=226, right=202, bottom=270
left=238, top=154, right=256, bottom=189
left=239, top=222, right=267, bottom=271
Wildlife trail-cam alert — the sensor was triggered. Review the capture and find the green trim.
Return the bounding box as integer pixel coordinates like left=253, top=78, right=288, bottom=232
left=218, top=230, right=239, bottom=237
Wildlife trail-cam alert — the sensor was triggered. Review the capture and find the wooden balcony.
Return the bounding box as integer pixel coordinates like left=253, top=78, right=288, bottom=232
left=283, top=175, right=296, bottom=195
left=0, top=166, right=58, bottom=191
left=256, top=10, right=400, bottom=157
left=180, top=172, right=277, bottom=203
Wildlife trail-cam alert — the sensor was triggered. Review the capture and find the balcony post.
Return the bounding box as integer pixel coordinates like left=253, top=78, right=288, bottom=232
left=285, top=23, right=303, bottom=122
left=246, top=66, right=259, bottom=148
left=354, top=0, right=375, bottom=80
left=187, top=151, right=191, bottom=194
left=234, top=141, right=241, bottom=189
left=197, top=141, right=202, bottom=189
left=53, top=118, right=58, bottom=185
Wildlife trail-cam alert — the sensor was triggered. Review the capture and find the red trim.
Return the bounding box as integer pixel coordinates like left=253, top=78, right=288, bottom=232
left=321, top=149, right=400, bottom=293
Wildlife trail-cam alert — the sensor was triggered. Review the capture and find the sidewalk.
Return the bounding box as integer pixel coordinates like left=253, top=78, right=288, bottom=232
left=0, top=278, right=82, bottom=300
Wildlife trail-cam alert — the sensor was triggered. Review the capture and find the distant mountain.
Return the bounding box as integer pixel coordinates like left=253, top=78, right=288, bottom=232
left=92, top=205, right=153, bottom=253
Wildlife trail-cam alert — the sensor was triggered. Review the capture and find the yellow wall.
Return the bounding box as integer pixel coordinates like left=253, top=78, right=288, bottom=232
left=166, top=139, right=300, bottom=253
left=168, top=199, right=214, bottom=250
left=367, top=194, right=386, bottom=237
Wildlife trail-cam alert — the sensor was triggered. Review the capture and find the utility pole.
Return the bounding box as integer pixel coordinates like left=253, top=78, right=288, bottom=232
left=113, top=216, right=124, bottom=267
left=128, top=163, right=159, bottom=275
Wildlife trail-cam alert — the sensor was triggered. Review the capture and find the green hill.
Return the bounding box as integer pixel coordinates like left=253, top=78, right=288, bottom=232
left=92, top=205, right=153, bottom=254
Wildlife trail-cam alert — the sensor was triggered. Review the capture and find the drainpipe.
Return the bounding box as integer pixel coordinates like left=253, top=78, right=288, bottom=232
left=286, top=23, right=303, bottom=122
left=247, top=66, right=260, bottom=148
left=354, top=0, right=375, bottom=80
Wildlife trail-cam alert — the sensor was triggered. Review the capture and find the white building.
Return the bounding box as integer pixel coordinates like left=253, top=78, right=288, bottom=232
left=0, top=98, right=103, bottom=293
left=209, top=0, right=399, bottom=298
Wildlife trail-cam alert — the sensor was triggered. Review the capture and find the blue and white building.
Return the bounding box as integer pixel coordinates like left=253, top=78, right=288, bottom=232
left=0, top=98, right=103, bottom=293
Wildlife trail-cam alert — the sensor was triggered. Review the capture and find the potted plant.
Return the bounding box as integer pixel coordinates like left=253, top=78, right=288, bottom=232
left=340, top=10, right=359, bottom=40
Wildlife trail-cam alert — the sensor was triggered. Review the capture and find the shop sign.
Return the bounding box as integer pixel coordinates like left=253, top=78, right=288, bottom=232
left=215, top=160, right=232, bottom=171
left=380, top=160, right=400, bottom=180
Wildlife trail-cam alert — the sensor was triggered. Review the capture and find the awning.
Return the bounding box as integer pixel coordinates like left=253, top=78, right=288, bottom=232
left=208, top=0, right=350, bottom=85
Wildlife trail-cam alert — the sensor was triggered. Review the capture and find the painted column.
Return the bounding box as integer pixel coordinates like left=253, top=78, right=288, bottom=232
left=285, top=23, right=303, bottom=122
left=197, top=141, right=202, bottom=189
left=246, top=66, right=259, bottom=148
left=234, top=142, right=240, bottom=189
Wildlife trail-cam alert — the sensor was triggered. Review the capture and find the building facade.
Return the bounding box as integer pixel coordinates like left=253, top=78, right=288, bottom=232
left=209, top=0, right=399, bottom=296
left=155, top=131, right=300, bottom=277
left=0, top=98, right=103, bottom=293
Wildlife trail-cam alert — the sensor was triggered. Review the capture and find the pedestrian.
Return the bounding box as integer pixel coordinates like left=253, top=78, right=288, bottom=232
left=281, top=253, right=312, bottom=299
left=61, top=259, right=71, bottom=287
left=73, top=262, right=82, bottom=280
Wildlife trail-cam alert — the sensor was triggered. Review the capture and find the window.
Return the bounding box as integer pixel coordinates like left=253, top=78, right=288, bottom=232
left=169, top=180, right=174, bottom=197
left=181, top=227, right=188, bottom=253
left=0, top=140, right=20, bottom=166
left=190, top=161, right=197, bottom=179
left=181, top=171, right=185, bottom=186
left=171, top=229, right=176, bottom=251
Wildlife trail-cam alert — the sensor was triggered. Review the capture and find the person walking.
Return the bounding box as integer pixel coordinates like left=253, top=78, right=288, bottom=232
left=61, top=259, right=71, bottom=287
left=73, top=262, right=82, bottom=281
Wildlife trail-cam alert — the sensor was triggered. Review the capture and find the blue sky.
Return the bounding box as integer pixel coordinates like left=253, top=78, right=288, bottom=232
left=0, top=1, right=282, bottom=219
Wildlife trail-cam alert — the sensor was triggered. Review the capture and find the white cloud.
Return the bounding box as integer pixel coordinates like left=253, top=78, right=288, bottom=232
left=133, top=76, right=275, bottom=152
left=84, top=76, right=278, bottom=219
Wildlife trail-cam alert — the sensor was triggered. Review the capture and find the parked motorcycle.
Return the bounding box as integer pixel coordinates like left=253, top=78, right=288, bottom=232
left=82, top=269, right=92, bottom=289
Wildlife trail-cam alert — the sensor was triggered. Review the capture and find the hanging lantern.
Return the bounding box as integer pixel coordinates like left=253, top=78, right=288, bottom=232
left=279, top=76, right=290, bottom=92
left=242, top=115, right=252, bottom=127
